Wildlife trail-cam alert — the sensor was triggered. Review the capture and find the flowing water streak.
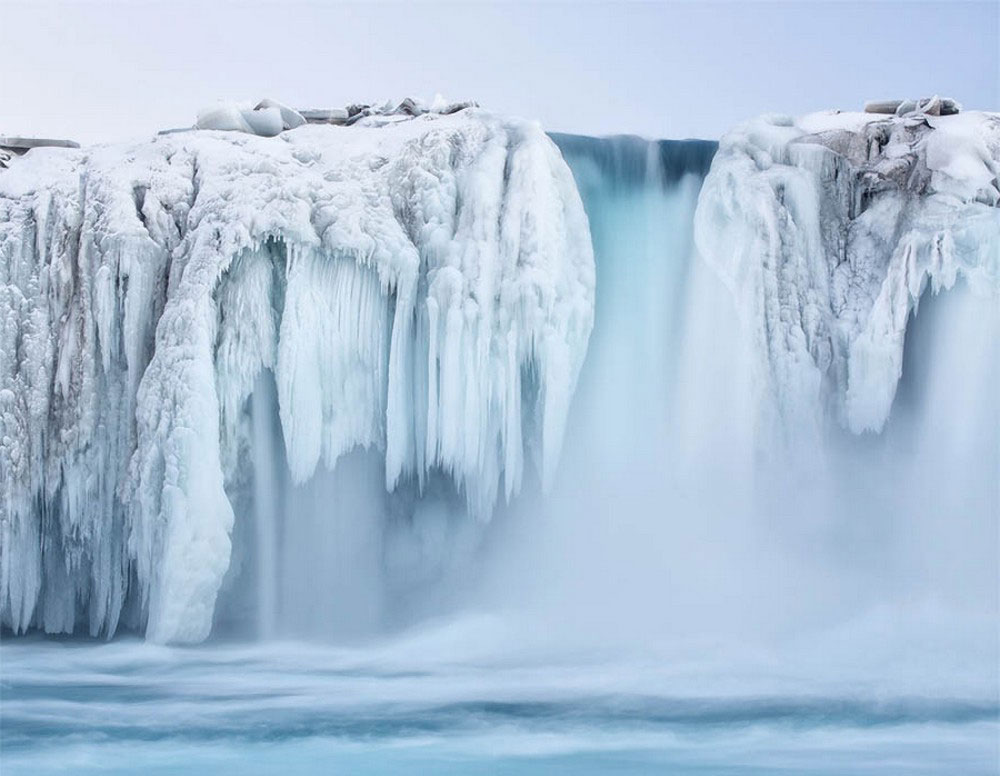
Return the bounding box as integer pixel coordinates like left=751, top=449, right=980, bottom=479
left=250, top=372, right=280, bottom=639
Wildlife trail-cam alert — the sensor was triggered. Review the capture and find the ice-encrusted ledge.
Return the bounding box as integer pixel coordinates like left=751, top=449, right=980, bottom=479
left=0, top=108, right=594, bottom=643
left=695, top=107, right=1000, bottom=440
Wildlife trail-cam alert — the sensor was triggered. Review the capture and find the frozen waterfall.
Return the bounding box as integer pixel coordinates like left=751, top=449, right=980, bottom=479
left=695, top=109, right=1000, bottom=441
left=480, top=112, right=997, bottom=663
left=0, top=110, right=595, bottom=643
left=0, top=105, right=997, bottom=657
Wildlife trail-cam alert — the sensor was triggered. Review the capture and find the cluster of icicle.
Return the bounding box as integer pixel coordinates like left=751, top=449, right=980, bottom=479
left=695, top=109, right=1000, bottom=440
left=0, top=109, right=594, bottom=643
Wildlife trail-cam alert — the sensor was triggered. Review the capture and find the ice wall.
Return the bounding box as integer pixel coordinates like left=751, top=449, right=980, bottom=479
left=695, top=109, right=1000, bottom=441
left=0, top=110, right=594, bottom=643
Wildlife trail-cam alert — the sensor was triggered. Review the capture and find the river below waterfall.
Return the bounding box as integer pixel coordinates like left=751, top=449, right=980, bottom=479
left=3, top=617, right=997, bottom=776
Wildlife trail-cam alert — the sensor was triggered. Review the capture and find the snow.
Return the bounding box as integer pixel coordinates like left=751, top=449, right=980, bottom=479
left=0, top=109, right=594, bottom=643
left=695, top=109, right=1000, bottom=440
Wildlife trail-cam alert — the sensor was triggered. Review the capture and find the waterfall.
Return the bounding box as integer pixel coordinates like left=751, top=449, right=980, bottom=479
left=251, top=371, right=281, bottom=640
left=0, top=109, right=995, bottom=663
left=471, top=126, right=998, bottom=665
left=0, top=111, right=594, bottom=642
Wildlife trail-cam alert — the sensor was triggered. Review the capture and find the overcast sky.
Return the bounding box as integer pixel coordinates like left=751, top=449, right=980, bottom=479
left=2, top=1, right=997, bottom=144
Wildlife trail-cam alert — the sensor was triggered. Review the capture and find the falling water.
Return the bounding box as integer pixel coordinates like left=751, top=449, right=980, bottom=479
left=243, top=373, right=389, bottom=641
left=251, top=371, right=281, bottom=639
left=220, top=132, right=997, bottom=672
left=469, top=132, right=1000, bottom=680
left=3, top=131, right=996, bottom=775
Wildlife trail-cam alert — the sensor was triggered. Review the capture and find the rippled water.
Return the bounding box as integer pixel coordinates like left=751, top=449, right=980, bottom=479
left=3, top=619, right=997, bottom=775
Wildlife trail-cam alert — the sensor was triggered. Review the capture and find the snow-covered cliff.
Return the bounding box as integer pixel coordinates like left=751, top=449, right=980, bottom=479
left=0, top=109, right=594, bottom=642
left=695, top=107, right=1000, bottom=441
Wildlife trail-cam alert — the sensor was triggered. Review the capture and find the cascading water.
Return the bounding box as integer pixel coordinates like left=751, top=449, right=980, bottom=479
left=2, top=105, right=997, bottom=775
left=249, top=371, right=280, bottom=639
left=482, top=122, right=999, bottom=669
left=217, top=133, right=728, bottom=641
left=477, top=133, right=803, bottom=646
left=549, top=134, right=718, bottom=463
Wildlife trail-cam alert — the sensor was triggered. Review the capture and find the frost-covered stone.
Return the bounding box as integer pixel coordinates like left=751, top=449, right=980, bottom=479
left=695, top=109, right=1000, bottom=439
left=864, top=96, right=962, bottom=117
left=0, top=109, right=594, bottom=643
left=0, top=137, right=81, bottom=152
left=864, top=100, right=904, bottom=115
left=195, top=99, right=306, bottom=136
left=254, top=98, right=306, bottom=130
left=191, top=96, right=476, bottom=137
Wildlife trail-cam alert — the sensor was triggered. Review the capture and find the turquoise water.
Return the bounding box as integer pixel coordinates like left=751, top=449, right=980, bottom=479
left=3, top=632, right=997, bottom=775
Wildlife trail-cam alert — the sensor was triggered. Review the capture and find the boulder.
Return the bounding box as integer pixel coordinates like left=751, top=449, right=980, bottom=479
left=939, top=97, right=962, bottom=115
left=300, top=108, right=350, bottom=124
left=0, top=136, right=80, bottom=151
left=919, top=96, right=942, bottom=116
left=195, top=104, right=254, bottom=133
left=196, top=100, right=307, bottom=137
left=864, top=99, right=903, bottom=115
left=255, top=98, right=306, bottom=130
left=242, top=106, right=284, bottom=137
left=866, top=97, right=962, bottom=119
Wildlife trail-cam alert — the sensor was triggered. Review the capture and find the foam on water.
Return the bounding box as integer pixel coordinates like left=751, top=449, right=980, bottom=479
left=2, top=631, right=997, bottom=776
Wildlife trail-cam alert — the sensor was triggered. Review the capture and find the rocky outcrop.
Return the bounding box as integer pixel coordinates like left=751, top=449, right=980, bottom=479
left=864, top=96, right=961, bottom=117
left=183, top=97, right=478, bottom=138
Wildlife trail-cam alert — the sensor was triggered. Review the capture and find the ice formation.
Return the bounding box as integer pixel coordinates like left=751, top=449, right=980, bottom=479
left=194, top=98, right=306, bottom=136
left=0, top=109, right=594, bottom=642
left=695, top=107, right=1000, bottom=439
left=4, top=97, right=996, bottom=645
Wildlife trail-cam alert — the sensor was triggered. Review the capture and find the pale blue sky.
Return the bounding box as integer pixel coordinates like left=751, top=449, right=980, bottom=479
left=2, top=1, right=997, bottom=143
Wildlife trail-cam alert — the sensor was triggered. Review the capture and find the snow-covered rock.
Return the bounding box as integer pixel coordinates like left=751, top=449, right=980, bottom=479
left=864, top=96, right=961, bottom=117
left=195, top=99, right=305, bottom=136
left=190, top=96, right=477, bottom=137
left=695, top=109, right=1000, bottom=439
left=0, top=109, right=594, bottom=642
